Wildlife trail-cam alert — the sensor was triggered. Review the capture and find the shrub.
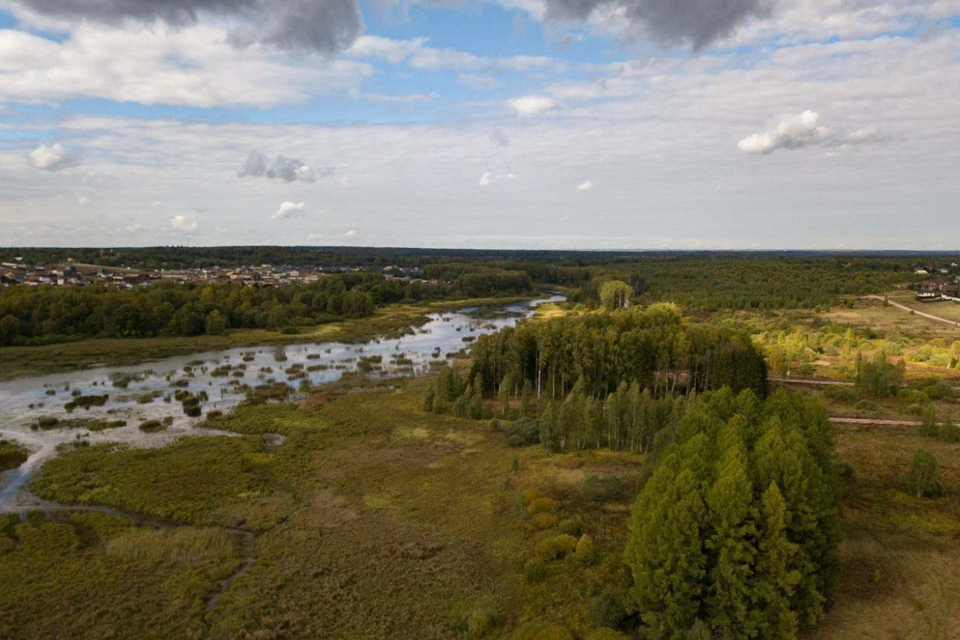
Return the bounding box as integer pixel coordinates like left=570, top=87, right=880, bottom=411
left=585, top=630, right=630, bottom=640
left=510, top=623, right=574, bottom=640
left=939, top=418, right=960, bottom=444
left=582, top=475, right=625, bottom=503
left=835, top=462, right=855, bottom=480
left=527, top=497, right=558, bottom=515
left=138, top=420, right=166, bottom=433
left=588, top=590, right=629, bottom=630
left=532, top=513, right=558, bottom=530
left=919, top=406, right=939, bottom=437
left=823, top=386, right=858, bottom=402
left=907, top=449, right=942, bottom=498
left=574, top=534, right=596, bottom=565
left=896, top=388, right=928, bottom=405
left=524, top=557, right=548, bottom=584
left=523, top=488, right=545, bottom=504
left=36, top=416, right=60, bottom=429
left=558, top=518, right=583, bottom=537
left=535, top=534, right=578, bottom=561
left=855, top=399, right=880, bottom=412
left=505, top=418, right=541, bottom=447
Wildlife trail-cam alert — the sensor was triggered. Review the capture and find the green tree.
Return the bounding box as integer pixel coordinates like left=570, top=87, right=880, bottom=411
left=907, top=449, right=942, bottom=498
left=0, top=314, right=20, bottom=346
left=205, top=309, right=226, bottom=335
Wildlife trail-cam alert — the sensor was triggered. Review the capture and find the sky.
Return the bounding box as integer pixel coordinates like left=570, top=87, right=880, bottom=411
left=0, top=0, right=958, bottom=250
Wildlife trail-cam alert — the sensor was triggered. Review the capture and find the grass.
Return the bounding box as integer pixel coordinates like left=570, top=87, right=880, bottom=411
left=5, top=368, right=959, bottom=639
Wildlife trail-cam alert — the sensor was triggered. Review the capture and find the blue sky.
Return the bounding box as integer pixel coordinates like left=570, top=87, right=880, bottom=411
left=1, top=0, right=959, bottom=248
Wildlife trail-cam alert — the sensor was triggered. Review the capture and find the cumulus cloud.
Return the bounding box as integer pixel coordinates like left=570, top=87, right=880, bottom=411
left=344, top=229, right=358, bottom=237
left=239, top=152, right=332, bottom=182
left=540, top=0, right=771, bottom=50
left=272, top=201, right=305, bottom=220
left=27, top=143, right=81, bottom=171
left=12, top=0, right=363, bottom=55
left=738, top=111, right=881, bottom=155
left=170, top=215, right=197, bottom=231
left=508, top=95, right=558, bottom=116
left=577, top=180, right=594, bottom=190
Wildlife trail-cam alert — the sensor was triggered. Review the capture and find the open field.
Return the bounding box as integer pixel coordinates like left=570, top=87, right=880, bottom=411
left=1, top=370, right=958, bottom=639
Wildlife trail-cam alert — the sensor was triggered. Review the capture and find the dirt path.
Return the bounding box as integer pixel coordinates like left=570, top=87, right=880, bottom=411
left=830, top=417, right=921, bottom=427
left=770, top=377, right=854, bottom=387
left=865, top=294, right=960, bottom=328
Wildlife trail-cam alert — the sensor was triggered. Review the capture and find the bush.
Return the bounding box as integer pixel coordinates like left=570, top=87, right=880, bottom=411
left=939, top=418, right=960, bottom=444
left=896, top=388, right=929, bottom=405
left=582, top=475, right=625, bottom=503
left=907, top=449, right=942, bottom=498
left=523, top=557, right=548, bottom=584
left=527, top=497, right=558, bottom=515
left=823, top=386, right=859, bottom=402
left=535, top=534, right=578, bottom=561
left=588, top=590, right=629, bottom=630
left=574, top=534, right=596, bottom=565
left=138, top=420, right=166, bottom=433
left=523, top=488, right=545, bottom=504
left=510, top=623, right=574, bottom=640
left=585, top=630, right=630, bottom=640
left=855, top=399, right=880, bottom=412
left=531, top=513, right=558, bottom=530
left=505, top=417, right=541, bottom=447
left=558, top=518, right=583, bottom=537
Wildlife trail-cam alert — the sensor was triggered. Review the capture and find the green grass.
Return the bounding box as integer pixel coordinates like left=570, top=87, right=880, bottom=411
left=6, top=370, right=959, bottom=639
left=0, top=439, right=29, bottom=472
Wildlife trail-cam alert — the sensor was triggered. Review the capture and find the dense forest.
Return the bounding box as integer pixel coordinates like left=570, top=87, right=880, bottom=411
left=625, top=388, right=839, bottom=639
left=468, top=303, right=768, bottom=401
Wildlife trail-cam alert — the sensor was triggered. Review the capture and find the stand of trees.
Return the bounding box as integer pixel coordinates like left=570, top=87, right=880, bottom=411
left=468, top=303, right=768, bottom=402
left=0, top=275, right=385, bottom=345
left=625, top=388, right=839, bottom=640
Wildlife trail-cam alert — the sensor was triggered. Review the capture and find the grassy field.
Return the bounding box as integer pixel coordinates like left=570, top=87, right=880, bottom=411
left=2, top=370, right=959, bottom=639
left=0, top=295, right=539, bottom=382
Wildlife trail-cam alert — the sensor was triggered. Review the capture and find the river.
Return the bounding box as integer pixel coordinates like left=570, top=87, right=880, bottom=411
left=0, top=295, right=563, bottom=510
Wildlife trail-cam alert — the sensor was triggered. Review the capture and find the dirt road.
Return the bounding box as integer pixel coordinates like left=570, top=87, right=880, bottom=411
left=865, top=294, right=960, bottom=328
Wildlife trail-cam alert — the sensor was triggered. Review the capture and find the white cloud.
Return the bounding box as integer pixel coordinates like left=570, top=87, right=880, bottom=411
left=27, top=143, right=81, bottom=171
left=307, top=233, right=324, bottom=242
left=0, top=24, right=373, bottom=108
left=77, top=195, right=89, bottom=205
left=344, top=229, right=358, bottom=237
left=170, top=215, right=197, bottom=231
left=272, top=201, right=305, bottom=220
left=738, top=110, right=883, bottom=155
left=577, top=180, right=594, bottom=190
left=738, top=110, right=831, bottom=155
left=478, top=171, right=516, bottom=187
left=508, top=95, right=558, bottom=116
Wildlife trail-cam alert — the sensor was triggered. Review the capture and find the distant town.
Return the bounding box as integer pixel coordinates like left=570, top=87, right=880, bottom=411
left=0, top=256, right=426, bottom=289
left=912, top=263, right=960, bottom=301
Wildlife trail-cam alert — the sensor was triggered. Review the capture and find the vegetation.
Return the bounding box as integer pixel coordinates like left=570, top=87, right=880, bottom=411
left=624, top=389, right=839, bottom=640
left=907, top=449, right=943, bottom=498
left=0, top=439, right=29, bottom=471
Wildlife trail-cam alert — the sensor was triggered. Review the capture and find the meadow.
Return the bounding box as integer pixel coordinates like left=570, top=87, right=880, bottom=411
left=1, top=369, right=958, bottom=639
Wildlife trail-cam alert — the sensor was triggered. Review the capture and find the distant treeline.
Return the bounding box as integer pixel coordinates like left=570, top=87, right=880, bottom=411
left=2, top=246, right=933, bottom=311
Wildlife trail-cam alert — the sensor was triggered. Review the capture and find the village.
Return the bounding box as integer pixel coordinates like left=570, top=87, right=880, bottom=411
left=912, top=263, right=960, bottom=301
left=0, top=257, right=423, bottom=289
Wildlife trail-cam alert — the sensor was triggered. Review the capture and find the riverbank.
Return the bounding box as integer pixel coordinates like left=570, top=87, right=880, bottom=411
left=0, top=295, right=540, bottom=382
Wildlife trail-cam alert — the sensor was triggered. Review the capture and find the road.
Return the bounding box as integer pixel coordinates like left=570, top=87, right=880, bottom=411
left=865, top=294, right=960, bottom=328
left=829, top=417, right=921, bottom=427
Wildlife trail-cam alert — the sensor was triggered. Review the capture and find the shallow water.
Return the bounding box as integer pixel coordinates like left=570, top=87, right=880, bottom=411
left=0, top=296, right=562, bottom=510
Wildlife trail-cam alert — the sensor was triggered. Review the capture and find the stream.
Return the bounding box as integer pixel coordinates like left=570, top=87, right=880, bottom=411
left=0, top=294, right=563, bottom=510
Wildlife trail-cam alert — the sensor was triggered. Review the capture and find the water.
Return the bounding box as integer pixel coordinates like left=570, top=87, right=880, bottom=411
left=0, top=296, right=563, bottom=510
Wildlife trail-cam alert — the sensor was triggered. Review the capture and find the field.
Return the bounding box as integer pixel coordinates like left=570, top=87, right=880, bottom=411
left=1, top=369, right=958, bottom=640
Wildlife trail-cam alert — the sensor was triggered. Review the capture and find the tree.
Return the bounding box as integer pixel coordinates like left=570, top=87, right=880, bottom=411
left=0, top=314, right=20, bottom=346
left=205, top=309, right=226, bottom=335
left=599, top=280, right=633, bottom=310
left=907, top=449, right=942, bottom=498
left=919, top=406, right=939, bottom=437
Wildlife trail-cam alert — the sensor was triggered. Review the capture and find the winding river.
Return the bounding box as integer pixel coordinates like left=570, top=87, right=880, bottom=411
left=0, top=295, right=563, bottom=510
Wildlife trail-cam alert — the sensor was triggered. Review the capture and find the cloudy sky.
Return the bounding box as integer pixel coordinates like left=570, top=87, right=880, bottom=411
left=0, top=0, right=958, bottom=249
